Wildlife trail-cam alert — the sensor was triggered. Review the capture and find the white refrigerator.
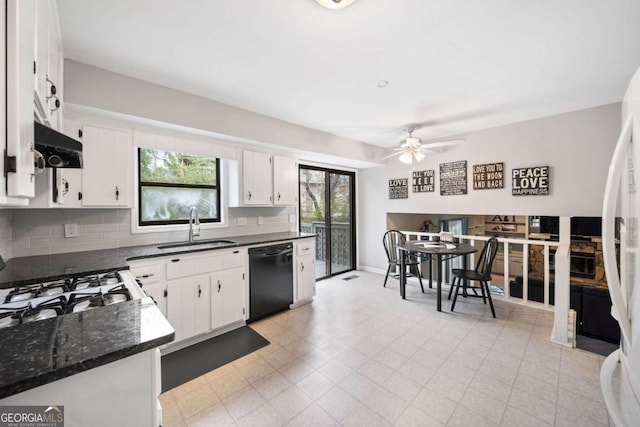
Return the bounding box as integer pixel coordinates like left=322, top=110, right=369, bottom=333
left=601, top=64, right=640, bottom=427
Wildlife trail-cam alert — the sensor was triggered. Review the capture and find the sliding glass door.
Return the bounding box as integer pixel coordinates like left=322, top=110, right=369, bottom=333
left=299, top=166, right=355, bottom=279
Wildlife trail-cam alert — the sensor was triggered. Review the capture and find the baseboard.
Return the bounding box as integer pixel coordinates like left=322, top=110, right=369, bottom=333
left=290, top=297, right=313, bottom=309
left=357, top=265, right=386, bottom=275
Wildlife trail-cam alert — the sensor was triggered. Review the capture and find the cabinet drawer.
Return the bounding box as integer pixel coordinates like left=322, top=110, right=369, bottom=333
left=129, top=264, right=162, bottom=285
left=166, top=250, right=244, bottom=280
left=296, top=241, right=315, bottom=256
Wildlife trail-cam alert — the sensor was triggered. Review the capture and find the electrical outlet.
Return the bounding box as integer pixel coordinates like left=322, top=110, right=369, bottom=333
left=289, top=214, right=296, bottom=224
left=64, top=223, right=78, bottom=238
left=257, top=216, right=264, bottom=225
left=237, top=216, right=247, bottom=226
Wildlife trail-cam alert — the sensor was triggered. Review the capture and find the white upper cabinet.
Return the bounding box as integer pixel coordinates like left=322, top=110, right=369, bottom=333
left=2, top=0, right=63, bottom=204
left=242, top=150, right=273, bottom=205
left=229, top=150, right=298, bottom=207
left=273, top=155, right=298, bottom=206
left=5, top=0, right=36, bottom=199
left=34, top=0, right=62, bottom=129
left=80, top=125, right=133, bottom=207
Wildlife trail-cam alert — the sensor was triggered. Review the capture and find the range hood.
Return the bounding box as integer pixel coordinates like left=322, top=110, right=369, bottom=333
left=34, top=121, right=83, bottom=168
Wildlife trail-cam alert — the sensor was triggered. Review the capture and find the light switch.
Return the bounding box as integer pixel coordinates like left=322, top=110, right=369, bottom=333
left=237, top=216, right=247, bottom=226
left=258, top=216, right=264, bottom=225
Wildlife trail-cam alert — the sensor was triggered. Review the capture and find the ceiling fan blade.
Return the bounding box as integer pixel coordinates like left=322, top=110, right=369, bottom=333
left=419, top=147, right=438, bottom=154
left=422, top=139, right=466, bottom=149
left=383, top=151, right=404, bottom=160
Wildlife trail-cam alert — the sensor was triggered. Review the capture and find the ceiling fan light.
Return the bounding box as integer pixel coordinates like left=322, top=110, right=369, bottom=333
left=414, top=151, right=426, bottom=162
left=314, top=0, right=357, bottom=9
left=398, top=151, right=414, bottom=164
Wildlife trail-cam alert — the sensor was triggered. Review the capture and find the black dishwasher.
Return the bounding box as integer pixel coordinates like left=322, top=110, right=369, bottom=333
left=248, top=243, right=294, bottom=322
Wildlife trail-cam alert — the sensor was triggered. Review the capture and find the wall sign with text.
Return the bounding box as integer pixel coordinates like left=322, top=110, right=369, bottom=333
left=512, top=166, right=549, bottom=196
left=412, top=170, right=435, bottom=193
left=473, top=162, right=504, bottom=190
left=388, top=178, right=408, bottom=199
left=439, top=160, right=467, bottom=196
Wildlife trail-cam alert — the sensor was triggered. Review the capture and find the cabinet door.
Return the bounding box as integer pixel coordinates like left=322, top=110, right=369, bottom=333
left=242, top=150, right=272, bottom=205
left=296, top=254, right=316, bottom=302
left=34, top=0, right=49, bottom=113
left=81, top=125, right=132, bottom=207
left=6, top=0, right=36, bottom=198
left=129, top=261, right=166, bottom=316
left=47, top=22, right=62, bottom=131
left=211, top=267, right=245, bottom=330
left=143, top=282, right=167, bottom=318
left=273, top=156, right=298, bottom=206
left=167, top=275, right=210, bottom=342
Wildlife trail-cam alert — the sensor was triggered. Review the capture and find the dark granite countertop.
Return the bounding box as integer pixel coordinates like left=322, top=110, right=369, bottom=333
left=0, top=231, right=315, bottom=399
left=0, top=296, right=174, bottom=399
left=0, top=231, right=317, bottom=288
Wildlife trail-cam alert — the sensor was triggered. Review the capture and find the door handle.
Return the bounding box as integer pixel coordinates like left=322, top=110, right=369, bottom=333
left=602, top=113, right=633, bottom=343
left=115, top=186, right=120, bottom=201
left=197, top=284, right=202, bottom=298
left=218, top=280, right=221, bottom=293
left=247, top=190, right=252, bottom=200
left=301, top=262, right=304, bottom=272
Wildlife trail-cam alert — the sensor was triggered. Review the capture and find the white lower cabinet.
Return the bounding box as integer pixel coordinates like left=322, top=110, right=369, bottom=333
left=167, top=275, right=211, bottom=342
left=294, top=239, right=316, bottom=303
left=211, top=267, right=246, bottom=330
left=143, top=281, right=168, bottom=318
left=128, top=247, right=248, bottom=344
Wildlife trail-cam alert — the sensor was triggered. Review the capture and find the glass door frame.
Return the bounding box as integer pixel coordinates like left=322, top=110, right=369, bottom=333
left=298, top=164, right=356, bottom=280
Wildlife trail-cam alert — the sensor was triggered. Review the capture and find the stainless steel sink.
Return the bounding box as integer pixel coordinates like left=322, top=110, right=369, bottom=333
left=157, top=239, right=237, bottom=250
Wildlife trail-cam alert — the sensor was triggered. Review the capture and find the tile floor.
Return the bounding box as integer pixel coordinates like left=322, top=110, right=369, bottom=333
left=159, top=271, right=613, bottom=427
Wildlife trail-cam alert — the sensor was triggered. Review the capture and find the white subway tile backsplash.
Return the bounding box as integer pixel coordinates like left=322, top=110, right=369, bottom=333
left=4, top=205, right=296, bottom=258
left=87, top=224, right=120, bottom=234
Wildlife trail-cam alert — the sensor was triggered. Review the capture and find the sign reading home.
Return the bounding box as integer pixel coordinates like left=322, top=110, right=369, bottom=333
left=388, top=178, right=408, bottom=199
left=412, top=170, right=435, bottom=193
left=473, top=162, right=504, bottom=190
left=439, top=160, right=467, bottom=196
left=512, top=166, right=550, bottom=196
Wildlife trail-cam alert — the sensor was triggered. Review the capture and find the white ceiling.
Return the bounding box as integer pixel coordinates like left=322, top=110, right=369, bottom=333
left=56, top=0, right=640, bottom=148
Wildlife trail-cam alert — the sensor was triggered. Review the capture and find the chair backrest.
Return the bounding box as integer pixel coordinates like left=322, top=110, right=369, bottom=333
left=475, top=237, right=499, bottom=279
left=382, top=230, right=406, bottom=263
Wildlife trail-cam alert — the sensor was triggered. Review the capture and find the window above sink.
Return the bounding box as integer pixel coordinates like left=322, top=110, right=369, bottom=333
left=138, top=147, right=221, bottom=227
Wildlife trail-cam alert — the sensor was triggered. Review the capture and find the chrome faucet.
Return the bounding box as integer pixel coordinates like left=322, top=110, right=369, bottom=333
left=188, top=206, right=200, bottom=242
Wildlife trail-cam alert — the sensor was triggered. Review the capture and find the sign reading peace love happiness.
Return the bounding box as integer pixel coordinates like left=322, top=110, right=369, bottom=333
left=512, top=166, right=549, bottom=196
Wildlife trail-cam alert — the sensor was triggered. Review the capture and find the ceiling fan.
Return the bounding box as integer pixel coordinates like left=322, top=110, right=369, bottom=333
left=384, top=124, right=465, bottom=167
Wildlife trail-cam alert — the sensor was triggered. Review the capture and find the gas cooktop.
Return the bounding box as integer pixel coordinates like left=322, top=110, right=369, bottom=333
left=0, top=270, right=144, bottom=329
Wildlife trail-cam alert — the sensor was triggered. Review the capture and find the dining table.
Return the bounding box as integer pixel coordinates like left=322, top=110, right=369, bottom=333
left=397, top=240, right=477, bottom=311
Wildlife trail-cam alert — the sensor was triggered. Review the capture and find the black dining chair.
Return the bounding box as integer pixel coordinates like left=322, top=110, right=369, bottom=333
left=449, top=237, right=499, bottom=318
left=382, top=230, right=424, bottom=292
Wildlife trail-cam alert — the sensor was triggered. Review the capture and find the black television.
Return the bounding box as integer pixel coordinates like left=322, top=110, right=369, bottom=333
left=539, top=216, right=559, bottom=235
left=571, top=216, right=602, bottom=237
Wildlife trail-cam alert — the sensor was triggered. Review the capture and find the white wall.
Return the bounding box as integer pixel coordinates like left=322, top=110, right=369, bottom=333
left=64, top=60, right=384, bottom=167
left=358, top=103, right=621, bottom=270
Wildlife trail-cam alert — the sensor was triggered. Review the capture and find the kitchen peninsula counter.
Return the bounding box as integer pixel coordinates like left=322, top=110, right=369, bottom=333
left=0, top=232, right=315, bottom=399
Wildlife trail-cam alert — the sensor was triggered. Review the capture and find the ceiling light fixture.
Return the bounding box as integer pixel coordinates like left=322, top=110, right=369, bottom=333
left=315, top=0, right=357, bottom=9
left=397, top=137, right=426, bottom=166
left=377, top=80, right=389, bottom=88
